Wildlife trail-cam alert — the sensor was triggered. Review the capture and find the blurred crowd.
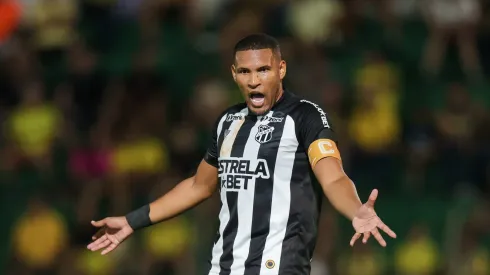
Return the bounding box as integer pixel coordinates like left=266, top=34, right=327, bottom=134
left=1, top=0, right=490, bottom=274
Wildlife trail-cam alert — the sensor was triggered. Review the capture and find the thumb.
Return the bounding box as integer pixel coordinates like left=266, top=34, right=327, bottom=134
left=366, top=189, right=378, bottom=207
left=91, top=219, right=106, bottom=227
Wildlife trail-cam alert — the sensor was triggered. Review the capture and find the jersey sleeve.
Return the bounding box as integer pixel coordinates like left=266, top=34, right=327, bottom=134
left=203, top=114, right=223, bottom=168
left=297, top=100, right=341, bottom=168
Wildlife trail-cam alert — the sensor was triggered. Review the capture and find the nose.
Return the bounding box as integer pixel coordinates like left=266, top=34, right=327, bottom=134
left=247, top=72, right=260, bottom=89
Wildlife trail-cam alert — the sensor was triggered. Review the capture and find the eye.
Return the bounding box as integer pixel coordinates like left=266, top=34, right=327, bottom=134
left=237, top=68, right=249, bottom=74
left=258, top=67, right=270, bottom=72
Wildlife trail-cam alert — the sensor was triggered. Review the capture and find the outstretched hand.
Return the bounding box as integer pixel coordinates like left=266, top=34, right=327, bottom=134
left=350, top=189, right=396, bottom=247
left=87, top=217, right=134, bottom=255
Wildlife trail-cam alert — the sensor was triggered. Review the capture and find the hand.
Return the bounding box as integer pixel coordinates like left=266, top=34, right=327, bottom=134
left=350, top=189, right=396, bottom=247
left=87, top=217, right=134, bottom=255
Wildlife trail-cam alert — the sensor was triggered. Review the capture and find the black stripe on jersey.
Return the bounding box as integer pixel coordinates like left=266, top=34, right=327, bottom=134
left=279, top=148, right=322, bottom=275
left=219, top=117, right=257, bottom=275
left=244, top=119, right=287, bottom=275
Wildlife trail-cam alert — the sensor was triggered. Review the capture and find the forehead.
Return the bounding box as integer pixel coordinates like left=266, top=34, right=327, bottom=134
left=234, top=49, right=276, bottom=68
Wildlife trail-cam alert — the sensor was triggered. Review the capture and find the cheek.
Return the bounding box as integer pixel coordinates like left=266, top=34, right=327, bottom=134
left=235, top=77, right=248, bottom=88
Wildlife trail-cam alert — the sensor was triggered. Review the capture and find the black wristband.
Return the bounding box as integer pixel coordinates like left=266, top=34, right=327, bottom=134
left=125, top=204, right=152, bottom=230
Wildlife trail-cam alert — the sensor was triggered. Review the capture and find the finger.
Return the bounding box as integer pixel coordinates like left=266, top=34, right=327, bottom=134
left=350, top=233, right=362, bottom=246
left=88, top=235, right=110, bottom=251
left=371, top=228, right=387, bottom=247
left=366, top=189, right=378, bottom=207
left=362, top=231, right=371, bottom=244
left=378, top=221, right=397, bottom=238
left=101, top=242, right=118, bottom=255
left=87, top=234, right=108, bottom=250
left=91, top=219, right=106, bottom=228
left=92, top=228, right=105, bottom=240
left=107, top=235, right=120, bottom=246
left=93, top=239, right=112, bottom=251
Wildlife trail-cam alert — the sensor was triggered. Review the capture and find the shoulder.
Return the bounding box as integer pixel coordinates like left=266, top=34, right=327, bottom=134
left=213, top=102, right=248, bottom=124
left=223, top=102, right=248, bottom=115
left=289, top=98, right=331, bottom=128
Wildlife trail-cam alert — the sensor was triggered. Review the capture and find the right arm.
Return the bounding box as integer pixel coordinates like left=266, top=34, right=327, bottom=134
left=88, top=111, right=225, bottom=255
left=136, top=111, right=223, bottom=227
left=148, top=159, right=218, bottom=224
left=87, top=160, right=219, bottom=255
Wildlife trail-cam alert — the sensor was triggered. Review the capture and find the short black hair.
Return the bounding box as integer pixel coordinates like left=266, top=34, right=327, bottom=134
left=233, top=33, right=281, bottom=58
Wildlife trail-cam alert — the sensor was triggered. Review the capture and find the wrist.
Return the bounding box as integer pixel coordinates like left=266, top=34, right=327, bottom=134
left=125, top=204, right=152, bottom=230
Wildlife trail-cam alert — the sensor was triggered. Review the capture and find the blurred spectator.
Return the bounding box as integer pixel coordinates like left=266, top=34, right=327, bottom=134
left=219, top=8, right=263, bottom=66
left=348, top=52, right=401, bottom=188
left=66, top=40, right=107, bottom=134
left=394, top=224, right=440, bottom=275
left=421, top=0, right=482, bottom=78
left=168, top=121, right=200, bottom=175
left=310, top=206, right=338, bottom=275
left=191, top=76, right=231, bottom=130
left=110, top=112, right=169, bottom=212
left=286, top=46, right=333, bottom=104
left=286, top=0, right=343, bottom=46
left=27, top=0, right=78, bottom=54
left=142, top=216, right=195, bottom=275
left=337, top=244, right=386, bottom=275
left=402, top=108, right=437, bottom=193
left=81, top=0, right=117, bottom=50
left=74, top=247, right=118, bottom=275
left=4, top=81, right=61, bottom=171
left=449, top=223, right=490, bottom=275
left=435, top=83, right=478, bottom=191
left=350, top=51, right=400, bottom=152
left=11, top=196, right=68, bottom=273
left=0, top=0, right=21, bottom=46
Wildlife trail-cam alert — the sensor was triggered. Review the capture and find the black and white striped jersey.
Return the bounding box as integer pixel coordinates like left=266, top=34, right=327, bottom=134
left=203, top=90, right=339, bottom=275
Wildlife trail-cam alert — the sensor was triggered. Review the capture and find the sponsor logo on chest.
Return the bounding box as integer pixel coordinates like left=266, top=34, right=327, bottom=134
left=218, top=158, right=270, bottom=191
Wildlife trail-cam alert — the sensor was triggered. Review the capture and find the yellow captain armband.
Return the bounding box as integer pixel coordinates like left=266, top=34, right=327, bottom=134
left=307, top=139, right=341, bottom=168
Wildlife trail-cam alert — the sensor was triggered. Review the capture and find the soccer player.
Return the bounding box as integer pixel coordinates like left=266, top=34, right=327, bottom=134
left=87, top=33, right=396, bottom=274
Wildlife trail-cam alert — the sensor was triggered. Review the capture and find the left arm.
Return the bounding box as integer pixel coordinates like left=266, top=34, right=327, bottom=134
left=313, top=157, right=361, bottom=221
left=297, top=101, right=396, bottom=246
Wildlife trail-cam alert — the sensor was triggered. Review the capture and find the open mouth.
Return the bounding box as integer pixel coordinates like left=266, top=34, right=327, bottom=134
left=249, top=92, right=265, bottom=106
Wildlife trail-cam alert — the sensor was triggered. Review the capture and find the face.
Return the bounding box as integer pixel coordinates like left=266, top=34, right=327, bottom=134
left=232, top=49, right=286, bottom=115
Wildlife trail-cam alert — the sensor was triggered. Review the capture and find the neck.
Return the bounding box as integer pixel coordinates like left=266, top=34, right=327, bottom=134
left=275, top=84, right=284, bottom=102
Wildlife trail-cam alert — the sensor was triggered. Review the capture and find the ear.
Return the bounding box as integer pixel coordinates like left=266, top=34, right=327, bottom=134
left=231, top=64, right=237, bottom=82
left=279, top=60, right=287, bottom=80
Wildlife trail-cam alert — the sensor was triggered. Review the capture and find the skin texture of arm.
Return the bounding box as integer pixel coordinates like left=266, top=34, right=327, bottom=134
left=313, top=157, right=362, bottom=221
left=149, top=159, right=219, bottom=223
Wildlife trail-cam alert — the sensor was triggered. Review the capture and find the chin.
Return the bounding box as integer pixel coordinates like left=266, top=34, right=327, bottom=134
left=249, top=106, right=269, bottom=116
left=246, top=99, right=271, bottom=115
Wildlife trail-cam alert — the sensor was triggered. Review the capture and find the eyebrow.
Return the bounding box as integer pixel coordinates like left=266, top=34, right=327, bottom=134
left=235, top=65, right=272, bottom=71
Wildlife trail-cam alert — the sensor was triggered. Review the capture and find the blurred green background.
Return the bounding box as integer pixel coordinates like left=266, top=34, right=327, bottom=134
left=0, top=0, right=490, bottom=274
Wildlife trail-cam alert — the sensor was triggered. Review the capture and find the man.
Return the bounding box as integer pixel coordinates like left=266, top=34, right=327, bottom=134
left=87, top=34, right=396, bottom=274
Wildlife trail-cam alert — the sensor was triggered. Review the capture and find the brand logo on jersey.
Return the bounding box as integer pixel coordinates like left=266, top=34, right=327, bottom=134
left=300, top=99, right=330, bottom=128
left=218, top=158, right=270, bottom=191
left=226, top=113, right=244, bottom=122
left=255, top=125, right=274, bottom=144
left=260, top=115, right=283, bottom=123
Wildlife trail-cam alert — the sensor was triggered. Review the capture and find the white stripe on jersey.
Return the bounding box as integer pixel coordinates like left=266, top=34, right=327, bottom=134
left=209, top=108, right=248, bottom=275
left=220, top=109, right=248, bottom=157
left=260, top=115, right=297, bottom=274
left=229, top=111, right=276, bottom=274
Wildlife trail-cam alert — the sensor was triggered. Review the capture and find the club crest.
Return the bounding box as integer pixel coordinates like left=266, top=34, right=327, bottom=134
left=255, top=125, right=274, bottom=144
